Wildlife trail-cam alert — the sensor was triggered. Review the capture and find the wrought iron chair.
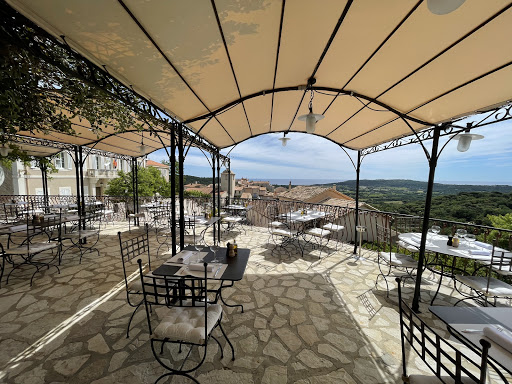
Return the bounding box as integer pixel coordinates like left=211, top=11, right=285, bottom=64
left=454, top=241, right=512, bottom=306
left=118, top=223, right=162, bottom=338
left=4, top=212, right=61, bottom=286
left=137, top=258, right=234, bottom=384
left=267, top=205, right=298, bottom=256
left=60, top=210, right=101, bottom=264
left=395, top=216, right=422, bottom=255
left=397, top=278, right=492, bottom=384
left=375, top=223, right=418, bottom=297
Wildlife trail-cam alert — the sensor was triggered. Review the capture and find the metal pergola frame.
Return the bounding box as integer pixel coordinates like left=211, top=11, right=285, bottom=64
left=2, top=0, right=512, bottom=313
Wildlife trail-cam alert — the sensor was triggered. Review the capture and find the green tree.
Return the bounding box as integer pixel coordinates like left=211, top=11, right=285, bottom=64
left=485, top=213, right=512, bottom=248
left=105, top=167, right=172, bottom=197
left=0, top=18, right=162, bottom=159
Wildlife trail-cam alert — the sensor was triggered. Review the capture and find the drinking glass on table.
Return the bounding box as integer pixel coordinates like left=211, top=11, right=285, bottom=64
left=430, top=225, right=441, bottom=237
left=456, top=228, right=467, bottom=242
left=194, top=241, right=205, bottom=262
left=465, top=233, right=476, bottom=245
left=210, top=244, right=220, bottom=263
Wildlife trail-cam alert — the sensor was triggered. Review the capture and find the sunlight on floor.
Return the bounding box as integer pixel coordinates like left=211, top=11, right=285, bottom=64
left=0, top=270, right=139, bottom=381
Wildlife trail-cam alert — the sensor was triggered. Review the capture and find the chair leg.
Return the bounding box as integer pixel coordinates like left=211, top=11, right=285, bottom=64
left=211, top=335, right=224, bottom=359
left=126, top=302, right=142, bottom=338
left=217, top=320, right=235, bottom=361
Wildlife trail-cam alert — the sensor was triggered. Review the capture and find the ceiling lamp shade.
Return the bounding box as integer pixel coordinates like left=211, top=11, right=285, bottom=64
left=453, top=132, right=483, bottom=152
left=298, top=111, right=324, bottom=134
left=0, top=144, right=10, bottom=157
left=139, top=132, right=147, bottom=155
left=427, top=0, right=465, bottom=15
left=278, top=133, right=290, bottom=147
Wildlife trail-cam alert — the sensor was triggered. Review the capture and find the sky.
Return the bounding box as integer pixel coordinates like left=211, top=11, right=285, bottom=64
left=147, top=119, right=512, bottom=185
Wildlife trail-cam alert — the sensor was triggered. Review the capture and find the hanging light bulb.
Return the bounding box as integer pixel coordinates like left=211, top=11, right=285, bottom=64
left=453, top=123, right=483, bottom=152
left=278, top=133, right=290, bottom=147
left=0, top=144, right=11, bottom=157
left=298, top=84, right=324, bottom=134
left=427, top=0, right=465, bottom=15
left=139, top=132, right=147, bottom=155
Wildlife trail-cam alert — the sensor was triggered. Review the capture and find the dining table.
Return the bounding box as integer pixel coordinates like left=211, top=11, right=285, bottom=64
left=430, top=305, right=512, bottom=382
left=399, top=232, right=508, bottom=305
left=152, top=246, right=249, bottom=313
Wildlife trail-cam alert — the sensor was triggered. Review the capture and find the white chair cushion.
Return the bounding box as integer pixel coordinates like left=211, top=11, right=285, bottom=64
left=307, top=228, right=331, bottom=238
left=271, top=228, right=295, bottom=237
left=5, top=242, right=58, bottom=255
left=379, top=252, right=417, bottom=268
left=455, top=275, right=512, bottom=297
left=270, top=221, right=284, bottom=228
left=322, top=223, right=344, bottom=232
left=153, top=303, right=222, bottom=344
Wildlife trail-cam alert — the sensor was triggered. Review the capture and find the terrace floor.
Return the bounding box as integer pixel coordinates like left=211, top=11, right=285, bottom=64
left=0, top=224, right=508, bottom=383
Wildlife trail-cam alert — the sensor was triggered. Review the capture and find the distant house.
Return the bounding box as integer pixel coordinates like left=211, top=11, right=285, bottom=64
left=144, top=159, right=169, bottom=182
left=277, top=185, right=375, bottom=210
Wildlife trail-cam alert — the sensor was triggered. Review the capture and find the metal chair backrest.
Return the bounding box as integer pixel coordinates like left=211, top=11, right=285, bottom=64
left=137, top=259, right=208, bottom=339
left=397, top=278, right=491, bottom=384
left=118, top=224, right=151, bottom=289
left=376, top=223, right=392, bottom=261
left=485, top=240, right=512, bottom=294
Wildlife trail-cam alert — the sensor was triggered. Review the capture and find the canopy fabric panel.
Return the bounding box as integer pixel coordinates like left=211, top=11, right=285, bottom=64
left=7, top=0, right=512, bottom=151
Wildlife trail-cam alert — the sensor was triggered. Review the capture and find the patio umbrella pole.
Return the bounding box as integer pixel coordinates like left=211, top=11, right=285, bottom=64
left=412, top=125, right=441, bottom=312
left=353, top=150, right=361, bottom=255
left=170, top=126, right=177, bottom=256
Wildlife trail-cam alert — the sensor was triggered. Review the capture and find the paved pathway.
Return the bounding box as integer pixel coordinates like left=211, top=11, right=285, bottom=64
left=0, top=224, right=507, bottom=383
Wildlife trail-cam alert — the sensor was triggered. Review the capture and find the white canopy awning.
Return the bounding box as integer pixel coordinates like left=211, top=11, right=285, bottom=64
left=7, top=0, right=512, bottom=150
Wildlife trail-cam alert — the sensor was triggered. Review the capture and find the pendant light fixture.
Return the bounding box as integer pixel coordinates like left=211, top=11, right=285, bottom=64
left=278, top=132, right=290, bottom=147
left=297, top=78, right=324, bottom=134
left=0, top=143, right=10, bottom=157
left=139, top=131, right=147, bottom=156
left=453, top=123, right=483, bottom=152
left=427, top=0, right=465, bottom=15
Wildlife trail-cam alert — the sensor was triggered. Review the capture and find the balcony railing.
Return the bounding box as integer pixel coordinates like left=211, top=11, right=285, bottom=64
left=86, top=169, right=119, bottom=178
left=0, top=194, right=509, bottom=249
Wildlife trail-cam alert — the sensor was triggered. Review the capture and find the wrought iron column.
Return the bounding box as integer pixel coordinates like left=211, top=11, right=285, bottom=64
left=212, top=151, right=216, bottom=245
left=74, top=146, right=81, bottom=228
left=178, top=124, right=185, bottom=249
left=170, top=125, right=177, bottom=255
left=40, top=162, right=49, bottom=210
left=412, top=125, right=441, bottom=312
left=79, top=146, right=85, bottom=214
left=353, top=150, right=362, bottom=255
left=227, top=158, right=231, bottom=206
left=216, top=151, right=221, bottom=242
left=131, top=157, right=137, bottom=222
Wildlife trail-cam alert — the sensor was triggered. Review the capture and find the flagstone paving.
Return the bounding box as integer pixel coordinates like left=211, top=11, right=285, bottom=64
left=0, top=224, right=508, bottom=383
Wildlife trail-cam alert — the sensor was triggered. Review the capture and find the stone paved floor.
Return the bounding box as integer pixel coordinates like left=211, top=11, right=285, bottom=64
left=0, top=224, right=509, bottom=383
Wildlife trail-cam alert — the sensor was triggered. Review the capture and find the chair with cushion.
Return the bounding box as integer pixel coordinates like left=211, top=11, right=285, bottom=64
left=118, top=223, right=162, bottom=338
left=305, top=227, right=331, bottom=258
left=397, top=277, right=492, bottom=384
left=395, top=216, right=422, bottom=255
left=322, top=221, right=344, bottom=251
left=454, top=241, right=512, bottom=306
left=138, top=259, right=235, bottom=383
left=375, top=223, right=418, bottom=297
left=60, top=211, right=100, bottom=264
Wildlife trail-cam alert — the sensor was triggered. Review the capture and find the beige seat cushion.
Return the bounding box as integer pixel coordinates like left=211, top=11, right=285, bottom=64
left=307, top=228, right=331, bottom=238
left=379, top=252, right=417, bottom=268
left=455, top=275, right=512, bottom=297
left=5, top=242, right=58, bottom=255
left=271, top=228, right=295, bottom=237
left=153, top=303, right=222, bottom=344
left=269, top=221, right=284, bottom=228
left=223, top=216, right=243, bottom=223
left=322, top=223, right=344, bottom=232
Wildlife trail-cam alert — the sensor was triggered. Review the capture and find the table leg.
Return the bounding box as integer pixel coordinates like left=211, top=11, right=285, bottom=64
left=217, top=281, right=244, bottom=313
